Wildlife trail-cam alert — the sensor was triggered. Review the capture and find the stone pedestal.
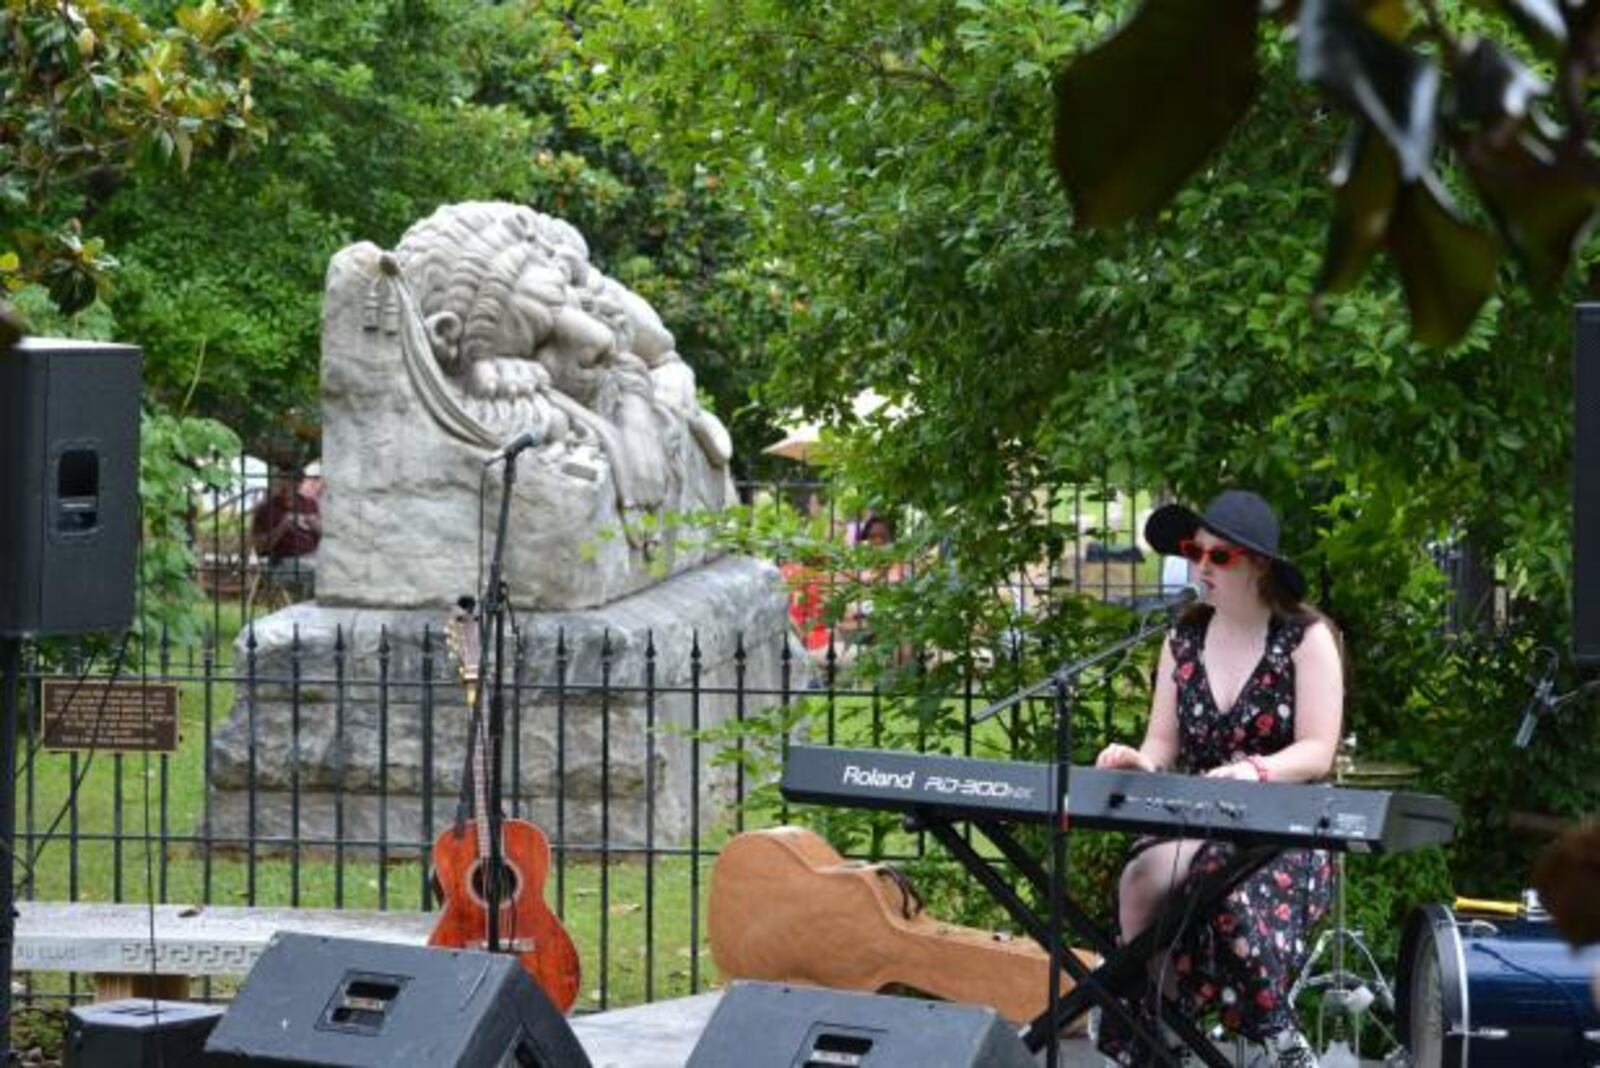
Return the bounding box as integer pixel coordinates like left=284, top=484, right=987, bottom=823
left=205, top=557, right=796, bottom=853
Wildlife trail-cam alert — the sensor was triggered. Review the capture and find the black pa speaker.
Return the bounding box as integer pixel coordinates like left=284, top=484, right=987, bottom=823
left=1578, top=305, right=1600, bottom=665
left=203, top=933, right=591, bottom=1067
left=685, top=982, right=1035, bottom=1068
left=65, top=999, right=225, bottom=1068
left=0, top=337, right=142, bottom=637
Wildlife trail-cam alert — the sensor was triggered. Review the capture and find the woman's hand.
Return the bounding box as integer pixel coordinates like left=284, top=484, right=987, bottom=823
left=1095, top=743, right=1155, bottom=772
left=1204, top=762, right=1261, bottom=781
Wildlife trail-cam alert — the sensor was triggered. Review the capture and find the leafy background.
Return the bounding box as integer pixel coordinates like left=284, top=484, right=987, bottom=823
left=3, top=0, right=1596, bottom=991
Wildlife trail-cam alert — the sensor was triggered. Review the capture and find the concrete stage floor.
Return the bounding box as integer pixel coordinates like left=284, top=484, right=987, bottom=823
left=568, top=991, right=1391, bottom=1067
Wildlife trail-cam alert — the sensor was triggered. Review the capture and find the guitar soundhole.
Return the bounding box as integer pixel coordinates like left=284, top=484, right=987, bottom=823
left=469, top=858, right=521, bottom=904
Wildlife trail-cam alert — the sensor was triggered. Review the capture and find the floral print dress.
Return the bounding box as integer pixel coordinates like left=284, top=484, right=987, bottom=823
left=1100, top=611, right=1334, bottom=1058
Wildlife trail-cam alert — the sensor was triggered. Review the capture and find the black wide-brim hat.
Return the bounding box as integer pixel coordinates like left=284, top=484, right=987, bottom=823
left=1145, top=489, right=1307, bottom=601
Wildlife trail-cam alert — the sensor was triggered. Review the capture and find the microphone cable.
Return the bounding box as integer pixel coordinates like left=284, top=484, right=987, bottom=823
left=135, top=514, right=164, bottom=1067
left=1146, top=804, right=1216, bottom=1063
left=2, top=640, right=107, bottom=893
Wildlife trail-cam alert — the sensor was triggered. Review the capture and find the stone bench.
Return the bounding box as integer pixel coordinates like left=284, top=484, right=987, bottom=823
left=13, top=902, right=435, bottom=1001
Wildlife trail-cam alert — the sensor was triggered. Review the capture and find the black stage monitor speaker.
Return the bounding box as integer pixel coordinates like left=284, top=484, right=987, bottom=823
left=0, top=337, right=142, bottom=637
left=203, top=933, right=592, bottom=1067
left=65, top=999, right=226, bottom=1068
left=685, top=981, right=1035, bottom=1068
left=1579, top=305, right=1600, bottom=665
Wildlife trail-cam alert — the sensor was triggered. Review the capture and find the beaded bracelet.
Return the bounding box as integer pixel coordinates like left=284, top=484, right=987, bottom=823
left=1244, top=755, right=1271, bottom=782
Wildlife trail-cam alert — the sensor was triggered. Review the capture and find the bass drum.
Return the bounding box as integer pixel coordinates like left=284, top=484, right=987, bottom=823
left=1397, top=902, right=1600, bottom=1067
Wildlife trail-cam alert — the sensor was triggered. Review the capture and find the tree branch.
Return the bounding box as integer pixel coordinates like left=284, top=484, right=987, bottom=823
left=736, top=26, right=956, bottom=99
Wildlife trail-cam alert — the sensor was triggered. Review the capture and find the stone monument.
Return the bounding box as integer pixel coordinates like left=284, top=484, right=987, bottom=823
left=207, top=202, right=794, bottom=852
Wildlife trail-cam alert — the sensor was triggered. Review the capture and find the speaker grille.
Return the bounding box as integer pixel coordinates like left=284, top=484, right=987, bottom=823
left=0, top=338, right=141, bottom=637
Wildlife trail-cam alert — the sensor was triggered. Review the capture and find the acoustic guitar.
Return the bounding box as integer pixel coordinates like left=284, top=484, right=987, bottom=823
left=428, top=599, right=582, bottom=1012
left=708, top=826, right=1096, bottom=1026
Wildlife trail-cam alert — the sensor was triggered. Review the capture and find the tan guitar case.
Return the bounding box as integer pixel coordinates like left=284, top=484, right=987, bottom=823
left=708, top=826, right=1096, bottom=1026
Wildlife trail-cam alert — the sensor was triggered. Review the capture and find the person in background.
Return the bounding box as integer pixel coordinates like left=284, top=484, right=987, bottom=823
left=780, top=556, right=832, bottom=661
left=251, top=466, right=321, bottom=600
left=838, top=513, right=914, bottom=669
left=1093, top=489, right=1343, bottom=1068
left=846, top=514, right=900, bottom=627
left=859, top=513, right=895, bottom=550
left=300, top=459, right=324, bottom=503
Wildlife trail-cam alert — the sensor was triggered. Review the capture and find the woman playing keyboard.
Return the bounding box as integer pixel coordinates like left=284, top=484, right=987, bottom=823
left=1092, top=489, right=1344, bottom=1068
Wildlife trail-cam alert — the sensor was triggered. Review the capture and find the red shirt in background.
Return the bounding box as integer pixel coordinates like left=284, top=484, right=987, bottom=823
left=251, top=490, right=321, bottom=562
left=780, top=562, right=832, bottom=652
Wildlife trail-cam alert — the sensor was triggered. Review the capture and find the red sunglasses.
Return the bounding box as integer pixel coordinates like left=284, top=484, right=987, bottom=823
left=1177, top=538, right=1254, bottom=569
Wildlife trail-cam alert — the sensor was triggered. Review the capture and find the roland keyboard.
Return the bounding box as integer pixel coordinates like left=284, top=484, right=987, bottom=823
left=781, top=745, right=1456, bottom=854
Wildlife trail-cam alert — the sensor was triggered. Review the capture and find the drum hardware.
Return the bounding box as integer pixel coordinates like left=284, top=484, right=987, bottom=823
left=1205, top=1023, right=1251, bottom=1066
left=1291, top=737, right=1416, bottom=1065
left=1396, top=898, right=1600, bottom=1067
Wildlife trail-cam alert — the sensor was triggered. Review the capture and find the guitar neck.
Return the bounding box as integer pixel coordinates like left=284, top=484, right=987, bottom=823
left=446, top=603, right=493, bottom=857
left=474, top=708, right=494, bottom=859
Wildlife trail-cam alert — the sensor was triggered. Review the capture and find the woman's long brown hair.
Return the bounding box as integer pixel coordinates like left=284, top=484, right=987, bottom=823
left=1174, top=560, right=1350, bottom=684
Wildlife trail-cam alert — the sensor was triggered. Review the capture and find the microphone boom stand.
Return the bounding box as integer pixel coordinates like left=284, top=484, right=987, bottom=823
left=972, top=606, right=1184, bottom=1068
left=476, top=448, right=525, bottom=954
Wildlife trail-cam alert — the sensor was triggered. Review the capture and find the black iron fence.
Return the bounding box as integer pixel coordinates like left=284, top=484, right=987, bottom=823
left=10, top=465, right=1171, bottom=1010
left=34, top=470, right=1498, bottom=1012
left=9, top=608, right=1153, bottom=1012
left=188, top=465, right=1174, bottom=625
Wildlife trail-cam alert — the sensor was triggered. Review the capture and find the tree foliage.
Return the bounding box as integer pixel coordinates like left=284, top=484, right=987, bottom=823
left=92, top=0, right=785, bottom=461
left=1053, top=0, right=1600, bottom=346
left=579, top=0, right=1572, bottom=623
left=0, top=0, right=267, bottom=312
left=580, top=0, right=1593, bottom=897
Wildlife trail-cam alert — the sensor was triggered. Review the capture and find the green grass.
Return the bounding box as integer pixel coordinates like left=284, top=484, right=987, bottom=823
left=15, top=854, right=723, bottom=1011
left=16, top=737, right=730, bottom=1009
left=12, top=586, right=1148, bottom=1012
left=12, top=600, right=738, bottom=1011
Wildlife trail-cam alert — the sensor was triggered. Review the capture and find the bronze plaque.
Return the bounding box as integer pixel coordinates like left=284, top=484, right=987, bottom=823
left=40, top=679, right=180, bottom=753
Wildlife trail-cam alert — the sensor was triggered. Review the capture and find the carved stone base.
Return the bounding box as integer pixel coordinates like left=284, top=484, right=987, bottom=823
left=205, top=556, right=798, bottom=852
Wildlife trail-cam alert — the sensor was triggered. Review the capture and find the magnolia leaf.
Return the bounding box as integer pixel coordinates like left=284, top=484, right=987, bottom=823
left=1453, top=37, right=1546, bottom=124
left=45, top=262, right=99, bottom=316
left=1299, top=0, right=1439, bottom=180
left=1384, top=173, right=1499, bottom=346
left=1464, top=135, right=1600, bottom=287
left=1318, top=123, right=1400, bottom=294
left=1052, top=0, right=1259, bottom=227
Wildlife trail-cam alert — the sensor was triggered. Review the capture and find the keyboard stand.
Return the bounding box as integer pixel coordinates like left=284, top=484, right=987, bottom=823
left=911, top=811, right=1282, bottom=1068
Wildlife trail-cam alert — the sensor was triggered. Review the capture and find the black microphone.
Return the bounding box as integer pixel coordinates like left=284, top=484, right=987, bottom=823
left=483, top=430, right=539, bottom=465
left=1513, top=672, right=1556, bottom=748
left=1156, top=581, right=1206, bottom=609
